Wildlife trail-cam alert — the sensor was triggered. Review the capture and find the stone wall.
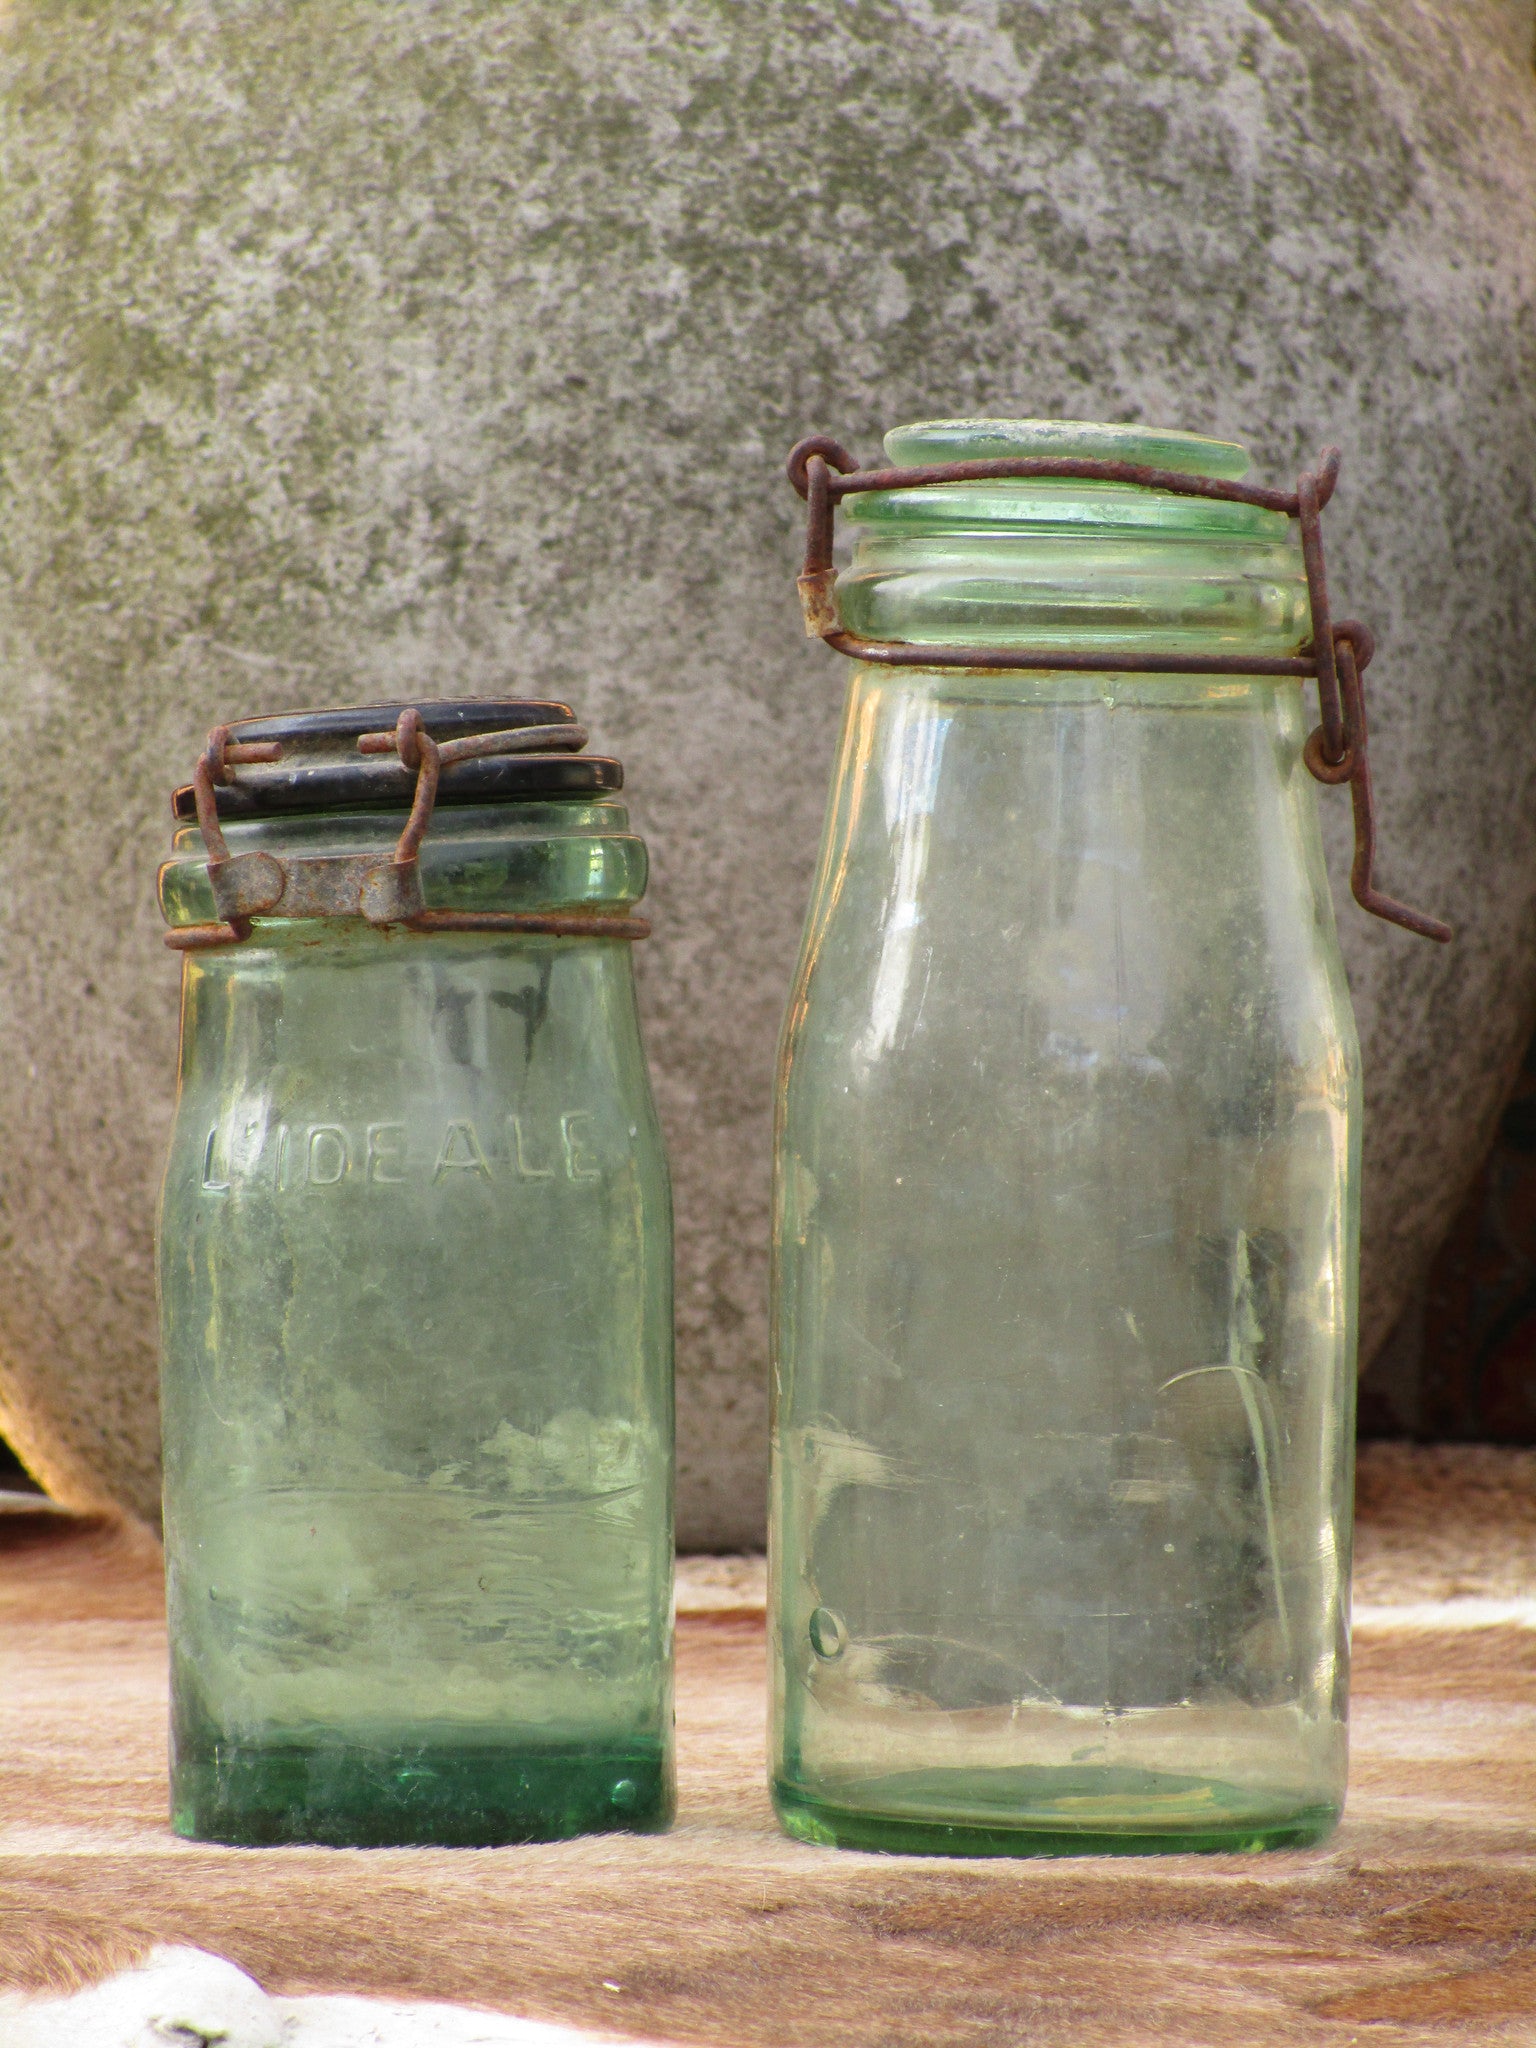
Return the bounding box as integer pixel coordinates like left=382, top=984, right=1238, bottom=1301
left=0, top=1, right=1533, bottom=1542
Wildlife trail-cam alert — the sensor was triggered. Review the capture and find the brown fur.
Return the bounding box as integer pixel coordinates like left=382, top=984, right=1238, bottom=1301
left=3, top=1452, right=1536, bottom=2045
left=1354, top=1441, right=1536, bottom=1604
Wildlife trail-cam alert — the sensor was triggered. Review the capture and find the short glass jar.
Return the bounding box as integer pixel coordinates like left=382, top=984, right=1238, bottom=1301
left=770, top=421, right=1363, bottom=1855
left=157, top=700, right=674, bottom=1847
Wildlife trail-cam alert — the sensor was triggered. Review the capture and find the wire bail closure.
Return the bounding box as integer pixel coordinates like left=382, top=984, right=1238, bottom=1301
left=167, top=709, right=651, bottom=951
left=787, top=435, right=1450, bottom=944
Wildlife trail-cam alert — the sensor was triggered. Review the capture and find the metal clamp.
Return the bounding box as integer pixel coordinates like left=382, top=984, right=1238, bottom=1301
left=787, top=435, right=1451, bottom=944
left=166, top=709, right=651, bottom=951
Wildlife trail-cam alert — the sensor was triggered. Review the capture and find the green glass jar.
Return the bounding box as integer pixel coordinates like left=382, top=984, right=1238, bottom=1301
left=769, top=421, right=1367, bottom=1856
left=157, top=700, right=674, bottom=1847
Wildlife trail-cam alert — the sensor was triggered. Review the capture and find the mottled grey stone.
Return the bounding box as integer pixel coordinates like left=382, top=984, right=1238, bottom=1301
left=0, top=0, right=1533, bottom=1542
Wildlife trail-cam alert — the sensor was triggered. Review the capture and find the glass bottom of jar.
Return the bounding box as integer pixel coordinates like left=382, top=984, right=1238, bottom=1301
left=173, top=1732, right=674, bottom=1847
left=773, top=1767, right=1339, bottom=1858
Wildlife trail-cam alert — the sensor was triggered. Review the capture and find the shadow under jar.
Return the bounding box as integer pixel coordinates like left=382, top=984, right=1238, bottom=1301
left=157, top=700, right=674, bottom=1848
left=770, top=421, right=1366, bottom=1856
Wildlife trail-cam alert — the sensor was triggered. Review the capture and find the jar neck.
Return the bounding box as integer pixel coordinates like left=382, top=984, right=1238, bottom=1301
left=836, top=488, right=1310, bottom=658
left=159, top=799, right=648, bottom=932
left=829, top=418, right=1310, bottom=661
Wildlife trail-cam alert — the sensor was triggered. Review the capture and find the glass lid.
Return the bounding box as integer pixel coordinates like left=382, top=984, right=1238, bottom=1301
left=171, top=698, right=624, bottom=822
left=847, top=419, right=1281, bottom=539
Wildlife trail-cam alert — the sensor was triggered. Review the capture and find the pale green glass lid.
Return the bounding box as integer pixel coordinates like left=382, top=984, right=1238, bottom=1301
left=883, top=418, right=1252, bottom=480
left=848, top=418, right=1277, bottom=537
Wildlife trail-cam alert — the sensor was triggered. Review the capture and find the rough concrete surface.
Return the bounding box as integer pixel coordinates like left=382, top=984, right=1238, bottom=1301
left=0, top=1, right=1533, bottom=1543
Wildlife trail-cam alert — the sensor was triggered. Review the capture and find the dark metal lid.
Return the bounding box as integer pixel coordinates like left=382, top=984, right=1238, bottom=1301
left=172, top=699, right=623, bottom=821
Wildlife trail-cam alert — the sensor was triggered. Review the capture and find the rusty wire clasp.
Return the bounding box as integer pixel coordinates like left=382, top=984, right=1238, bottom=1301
left=787, top=434, right=1450, bottom=944
left=168, top=710, right=652, bottom=951
left=178, top=725, right=286, bottom=946
left=352, top=705, right=589, bottom=922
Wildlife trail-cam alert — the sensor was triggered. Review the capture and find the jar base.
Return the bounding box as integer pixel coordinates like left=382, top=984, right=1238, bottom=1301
left=172, top=1734, right=674, bottom=1847
left=772, top=1772, right=1340, bottom=1858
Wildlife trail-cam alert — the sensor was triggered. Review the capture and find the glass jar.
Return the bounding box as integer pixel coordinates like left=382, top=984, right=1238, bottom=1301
left=157, top=699, right=673, bottom=1847
left=769, top=420, right=1365, bottom=1855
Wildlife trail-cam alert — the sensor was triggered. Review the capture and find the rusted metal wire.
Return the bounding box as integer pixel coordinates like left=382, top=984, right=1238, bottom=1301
left=182, top=726, right=286, bottom=945
left=787, top=435, right=1450, bottom=944
left=405, top=910, right=651, bottom=940
left=166, top=710, right=649, bottom=950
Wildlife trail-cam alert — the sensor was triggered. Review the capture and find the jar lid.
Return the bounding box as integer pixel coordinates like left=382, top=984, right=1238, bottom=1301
left=882, top=417, right=1252, bottom=478
left=172, top=698, right=623, bottom=821
left=847, top=418, right=1279, bottom=541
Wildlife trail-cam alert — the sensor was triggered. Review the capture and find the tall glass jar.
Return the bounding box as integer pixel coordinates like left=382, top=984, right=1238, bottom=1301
left=158, top=700, right=673, bottom=1847
left=770, top=421, right=1362, bottom=1855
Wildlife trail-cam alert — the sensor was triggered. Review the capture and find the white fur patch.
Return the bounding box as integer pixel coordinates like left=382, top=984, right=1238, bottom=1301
left=0, top=1946, right=674, bottom=2048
